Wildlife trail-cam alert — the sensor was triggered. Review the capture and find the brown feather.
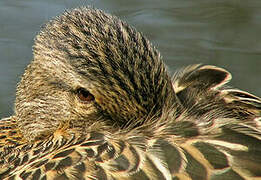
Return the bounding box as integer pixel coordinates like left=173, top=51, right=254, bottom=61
left=0, top=7, right=261, bottom=180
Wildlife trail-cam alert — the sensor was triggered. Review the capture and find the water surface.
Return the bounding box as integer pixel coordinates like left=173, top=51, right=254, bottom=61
left=0, top=0, right=260, bottom=117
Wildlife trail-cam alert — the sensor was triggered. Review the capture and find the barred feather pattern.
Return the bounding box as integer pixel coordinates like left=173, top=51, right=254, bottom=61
left=1, top=7, right=261, bottom=180
left=1, top=65, right=261, bottom=180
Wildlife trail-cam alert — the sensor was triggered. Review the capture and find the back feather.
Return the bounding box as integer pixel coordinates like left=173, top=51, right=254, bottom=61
left=1, top=65, right=261, bottom=180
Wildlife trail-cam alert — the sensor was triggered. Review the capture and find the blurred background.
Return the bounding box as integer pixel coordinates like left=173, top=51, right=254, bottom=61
left=0, top=0, right=260, bottom=117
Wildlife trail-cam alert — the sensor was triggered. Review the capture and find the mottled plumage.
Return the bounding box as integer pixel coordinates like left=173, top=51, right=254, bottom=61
left=0, top=7, right=261, bottom=180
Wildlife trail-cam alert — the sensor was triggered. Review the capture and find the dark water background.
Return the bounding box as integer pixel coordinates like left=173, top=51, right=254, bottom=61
left=0, top=0, right=260, bottom=118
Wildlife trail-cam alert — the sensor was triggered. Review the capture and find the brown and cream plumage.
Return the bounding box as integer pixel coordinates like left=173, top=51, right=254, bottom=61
left=0, top=7, right=261, bottom=180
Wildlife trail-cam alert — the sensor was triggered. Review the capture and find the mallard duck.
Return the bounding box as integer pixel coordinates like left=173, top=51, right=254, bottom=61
left=0, top=7, right=260, bottom=180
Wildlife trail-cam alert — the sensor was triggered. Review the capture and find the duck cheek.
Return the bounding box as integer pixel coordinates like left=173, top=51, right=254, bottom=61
left=72, top=95, right=97, bottom=117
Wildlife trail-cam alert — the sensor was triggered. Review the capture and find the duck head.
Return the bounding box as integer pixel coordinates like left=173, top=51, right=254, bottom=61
left=15, top=8, right=176, bottom=141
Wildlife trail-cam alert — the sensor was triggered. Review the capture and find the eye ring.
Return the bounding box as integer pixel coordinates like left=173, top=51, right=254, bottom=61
left=77, top=88, right=95, bottom=102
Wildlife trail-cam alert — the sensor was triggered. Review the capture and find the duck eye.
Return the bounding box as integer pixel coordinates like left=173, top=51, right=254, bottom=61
left=77, top=88, right=95, bottom=102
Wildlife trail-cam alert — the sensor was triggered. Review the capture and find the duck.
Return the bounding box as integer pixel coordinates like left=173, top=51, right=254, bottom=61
left=0, top=7, right=260, bottom=180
